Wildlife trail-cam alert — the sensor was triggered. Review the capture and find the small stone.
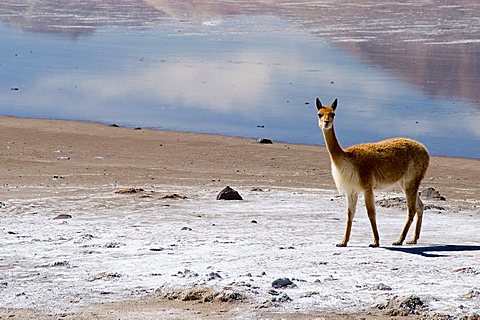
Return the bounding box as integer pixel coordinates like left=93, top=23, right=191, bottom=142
left=181, top=227, right=192, bottom=231
left=272, top=278, right=297, bottom=289
left=251, top=220, right=258, bottom=224
left=421, top=187, right=446, bottom=201
left=115, top=188, right=144, bottom=194
left=268, top=289, right=280, bottom=296
left=207, top=272, right=222, bottom=281
left=53, top=214, right=72, bottom=220
left=273, top=293, right=292, bottom=302
left=161, top=193, right=187, bottom=199
left=256, top=138, right=273, bottom=144
left=371, top=283, right=392, bottom=291
left=104, top=241, right=122, bottom=248
left=217, top=186, right=243, bottom=200
left=110, top=123, right=119, bottom=127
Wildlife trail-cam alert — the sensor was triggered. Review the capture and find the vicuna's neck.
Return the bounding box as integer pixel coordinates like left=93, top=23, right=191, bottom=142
left=322, top=125, right=346, bottom=164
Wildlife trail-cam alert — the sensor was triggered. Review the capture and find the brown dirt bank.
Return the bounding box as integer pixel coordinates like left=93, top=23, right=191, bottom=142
left=0, top=116, right=478, bottom=203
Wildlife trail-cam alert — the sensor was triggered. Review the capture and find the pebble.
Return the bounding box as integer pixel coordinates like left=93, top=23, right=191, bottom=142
left=53, top=214, right=72, bottom=220
left=271, top=277, right=297, bottom=289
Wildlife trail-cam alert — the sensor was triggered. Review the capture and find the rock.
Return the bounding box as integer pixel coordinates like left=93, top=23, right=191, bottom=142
left=371, top=283, right=392, bottom=291
left=268, top=289, right=280, bottom=296
left=256, top=138, right=273, bottom=144
left=115, top=188, right=144, bottom=194
left=53, top=214, right=72, bottom=220
left=454, top=267, right=477, bottom=274
left=156, top=287, right=245, bottom=303
left=421, top=187, right=446, bottom=200
left=181, top=227, right=192, bottom=231
left=0, top=202, right=7, bottom=208
left=272, top=278, right=297, bottom=289
left=301, top=291, right=320, bottom=298
left=376, top=197, right=406, bottom=209
left=461, top=289, right=480, bottom=299
left=207, top=272, right=222, bottom=281
left=161, top=193, right=188, bottom=199
left=272, top=293, right=292, bottom=302
left=104, top=241, right=123, bottom=248
left=88, top=272, right=122, bottom=282
left=217, top=186, right=243, bottom=200
left=56, top=156, right=71, bottom=160
left=251, top=220, right=258, bottom=224
left=110, top=123, right=119, bottom=127
left=379, top=295, right=425, bottom=316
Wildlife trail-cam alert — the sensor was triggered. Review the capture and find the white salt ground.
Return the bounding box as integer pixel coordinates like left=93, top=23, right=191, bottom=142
left=1, top=186, right=479, bottom=317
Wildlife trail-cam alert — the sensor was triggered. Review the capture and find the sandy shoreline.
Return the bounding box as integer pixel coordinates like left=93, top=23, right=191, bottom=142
left=1, top=116, right=479, bottom=319
left=1, top=116, right=478, bottom=201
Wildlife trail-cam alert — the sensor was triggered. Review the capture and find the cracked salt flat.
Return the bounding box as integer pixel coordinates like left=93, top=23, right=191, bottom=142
left=0, top=186, right=479, bottom=316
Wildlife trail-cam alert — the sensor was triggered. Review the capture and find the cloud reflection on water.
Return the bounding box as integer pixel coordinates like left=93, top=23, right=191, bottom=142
left=1, top=2, right=480, bottom=158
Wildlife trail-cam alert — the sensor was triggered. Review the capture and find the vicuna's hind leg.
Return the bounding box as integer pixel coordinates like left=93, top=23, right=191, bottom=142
left=393, top=184, right=421, bottom=246
left=406, top=194, right=423, bottom=244
left=337, top=192, right=358, bottom=247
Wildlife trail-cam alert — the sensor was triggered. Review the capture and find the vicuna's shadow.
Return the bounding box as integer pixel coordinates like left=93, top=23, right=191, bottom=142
left=384, top=244, right=480, bottom=257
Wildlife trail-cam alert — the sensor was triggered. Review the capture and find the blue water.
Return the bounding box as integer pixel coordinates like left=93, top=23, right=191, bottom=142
left=1, top=5, right=479, bottom=159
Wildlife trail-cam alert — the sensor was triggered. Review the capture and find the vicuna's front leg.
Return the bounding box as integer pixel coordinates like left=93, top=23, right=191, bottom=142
left=337, top=192, right=358, bottom=247
left=364, top=189, right=380, bottom=247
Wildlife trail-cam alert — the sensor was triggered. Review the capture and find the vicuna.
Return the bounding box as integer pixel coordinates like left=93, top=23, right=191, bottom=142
left=316, top=98, right=429, bottom=247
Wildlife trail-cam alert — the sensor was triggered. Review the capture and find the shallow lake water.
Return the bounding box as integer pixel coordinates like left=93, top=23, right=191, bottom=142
left=1, top=1, right=479, bottom=158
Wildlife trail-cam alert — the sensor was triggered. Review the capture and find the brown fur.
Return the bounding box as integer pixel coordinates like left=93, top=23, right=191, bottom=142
left=316, top=98, right=429, bottom=247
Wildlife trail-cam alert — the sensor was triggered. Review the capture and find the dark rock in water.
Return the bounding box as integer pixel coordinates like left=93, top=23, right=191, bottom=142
left=256, top=138, right=273, bottom=144
left=272, top=277, right=297, bottom=289
left=53, top=214, right=72, bottom=220
left=421, top=187, right=446, bottom=200
left=217, top=186, right=243, bottom=200
left=110, top=123, right=119, bottom=127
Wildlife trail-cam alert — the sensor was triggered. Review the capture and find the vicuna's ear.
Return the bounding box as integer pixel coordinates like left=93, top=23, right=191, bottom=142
left=331, top=98, right=338, bottom=110
left=316, top=98, right=323, bottom=110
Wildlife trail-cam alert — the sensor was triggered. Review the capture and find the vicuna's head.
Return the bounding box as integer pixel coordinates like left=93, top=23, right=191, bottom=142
left=316, top=98, right=338, bottom=130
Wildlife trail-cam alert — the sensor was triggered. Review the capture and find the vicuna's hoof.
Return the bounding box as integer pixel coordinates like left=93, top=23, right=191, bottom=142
left=369, top=243, right=380, bottom=248
left=336, top=243, right=347, bottom=247
left=406, top=240, right=418, bottom=245
left=392, top=241, right=403, bottom=246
